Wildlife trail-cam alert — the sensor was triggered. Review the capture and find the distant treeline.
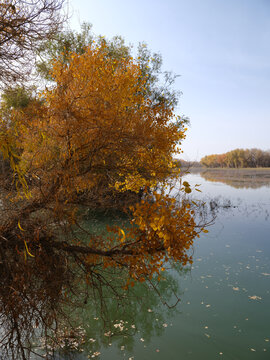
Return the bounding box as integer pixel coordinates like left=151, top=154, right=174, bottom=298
left=201, top=148, right=270, bottom=168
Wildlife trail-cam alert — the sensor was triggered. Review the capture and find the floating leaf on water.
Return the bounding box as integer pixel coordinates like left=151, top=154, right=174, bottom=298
left=90, top=351, right=101, bottom=358
left=248, top=295, right=262, bottom=300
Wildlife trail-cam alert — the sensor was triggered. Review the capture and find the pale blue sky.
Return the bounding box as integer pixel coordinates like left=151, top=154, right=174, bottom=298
left=69, top=0, right=270, bottom=161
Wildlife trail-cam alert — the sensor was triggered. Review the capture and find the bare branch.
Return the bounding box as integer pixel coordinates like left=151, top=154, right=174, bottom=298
left=0, top=0, right=67, bottom=86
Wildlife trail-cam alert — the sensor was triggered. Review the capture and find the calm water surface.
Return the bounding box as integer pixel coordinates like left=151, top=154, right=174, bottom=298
left=48, top=173, right=270, bottom=360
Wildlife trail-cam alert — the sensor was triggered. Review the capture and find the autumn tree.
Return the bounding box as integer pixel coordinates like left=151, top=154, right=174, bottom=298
left=35, top=22, right=187, bottom=113
left=33, top=23, right=190, bottom=206
left=0, top=0, right=66, bottom=87
left=0, top=43, right=205, bottom=359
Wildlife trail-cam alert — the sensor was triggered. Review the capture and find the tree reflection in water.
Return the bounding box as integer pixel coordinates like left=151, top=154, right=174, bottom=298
left=36, top=263, right=189, bottom=359
left=200, top=169, right=270, bottom=189
left=0, top=208, right=191, bottom=360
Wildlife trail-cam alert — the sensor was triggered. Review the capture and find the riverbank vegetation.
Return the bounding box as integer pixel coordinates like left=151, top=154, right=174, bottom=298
left=0, top=4, right=206, bottom=359
left=201, top=148, right=270, bottom=168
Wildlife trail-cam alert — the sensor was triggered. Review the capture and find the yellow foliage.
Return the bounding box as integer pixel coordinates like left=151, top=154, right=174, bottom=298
left=0, top=43, right=204, bottom=287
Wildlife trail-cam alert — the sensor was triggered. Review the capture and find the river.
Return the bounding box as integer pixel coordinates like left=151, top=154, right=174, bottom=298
left=36, top=171, right=270, bottom=360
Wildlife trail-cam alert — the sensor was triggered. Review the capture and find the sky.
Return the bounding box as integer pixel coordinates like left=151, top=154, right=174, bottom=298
left=68, top=0, right=270, bottom=161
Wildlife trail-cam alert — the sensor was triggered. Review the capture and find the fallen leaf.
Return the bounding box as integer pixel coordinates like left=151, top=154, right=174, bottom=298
left=248, top=295, right=262, bottom=300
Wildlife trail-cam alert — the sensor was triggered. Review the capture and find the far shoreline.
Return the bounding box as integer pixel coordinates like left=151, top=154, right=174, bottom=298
left=181, top=167, right=270, bottom=176
left=180, top=167, right=270, bottom=189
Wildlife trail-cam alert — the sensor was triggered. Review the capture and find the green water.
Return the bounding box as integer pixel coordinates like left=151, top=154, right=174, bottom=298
left=44, top=173, right=270, bottom=360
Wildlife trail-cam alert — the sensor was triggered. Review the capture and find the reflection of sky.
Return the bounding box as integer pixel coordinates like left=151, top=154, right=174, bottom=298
left=86, top=174, right=270, bottom=359
left=183, top=173, right=270, bottom=205
left=93, top=172, right=270, bottom=359
left=165, top=173, right=270, bottom=359
left=34, top=174, right=270, bottom=359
